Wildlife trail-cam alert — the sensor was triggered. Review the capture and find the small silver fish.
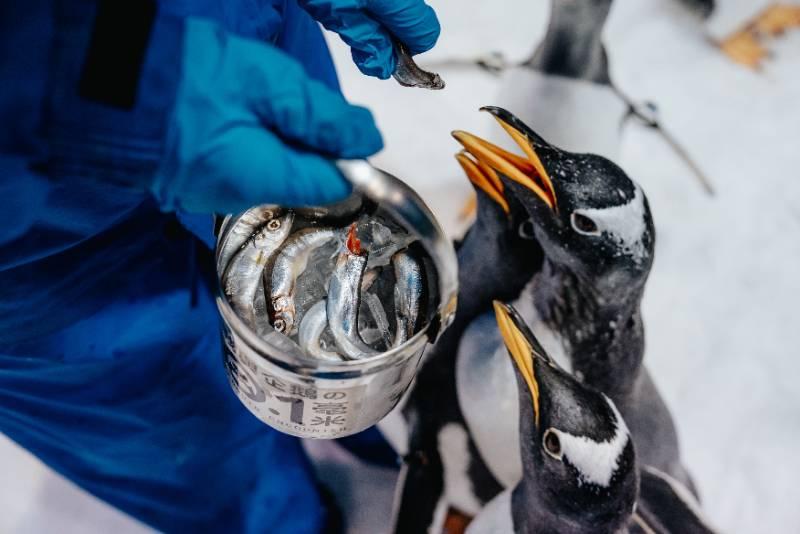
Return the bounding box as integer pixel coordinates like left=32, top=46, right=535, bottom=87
left=270, top=226, right=337, bottom=335
left=219, top=207, right=277, bottom=266
left=393, top=42, right=445, bottom=90
left=298, top=300, right=342, bottom=362
left=391, top=249, right=424, bottom=347
left=327, top=224, right=378, bottom=360
left=224, top=213, right=294, bottom=329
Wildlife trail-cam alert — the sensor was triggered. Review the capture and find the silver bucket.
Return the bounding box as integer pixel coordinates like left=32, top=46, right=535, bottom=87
left=215, top=161, right=458, bottom=439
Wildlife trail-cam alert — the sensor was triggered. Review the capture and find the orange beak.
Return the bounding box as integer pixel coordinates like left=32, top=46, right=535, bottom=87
left=455, top=151, right=510, bottom=214
left=452, top=114, right=557, bottom=212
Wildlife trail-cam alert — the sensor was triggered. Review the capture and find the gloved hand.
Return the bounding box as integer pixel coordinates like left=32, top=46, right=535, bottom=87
left=152, top=18, right=383, bottom=215
left=298, top=0, right=441, bottom=79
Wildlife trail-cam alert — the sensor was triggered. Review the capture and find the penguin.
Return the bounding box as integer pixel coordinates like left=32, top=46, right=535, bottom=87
left=391, top=150, right=545, bottom=533
left=451, top=107, right=695, bottom=498
left=467, top=301, right=639, bottom=534
left=495, top=0, right=717, bottom=197
left=468, top=303, right=718, bottom=534
left=495, top=0, right=627, bottom=162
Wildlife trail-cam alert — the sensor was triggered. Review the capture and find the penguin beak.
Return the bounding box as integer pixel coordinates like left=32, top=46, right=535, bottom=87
left=494, top=301, right=554, bottom=428
left=452, top=107, right=557, bottom=213
left=455, top=151, right=510, bottom=214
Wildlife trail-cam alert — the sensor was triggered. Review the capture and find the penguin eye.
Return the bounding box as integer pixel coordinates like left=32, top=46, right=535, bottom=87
left=543, top=429, right=563, bottom=459
left=570, top=213, right=600, bottom=236
left=518, top=220, right=536, bottom=239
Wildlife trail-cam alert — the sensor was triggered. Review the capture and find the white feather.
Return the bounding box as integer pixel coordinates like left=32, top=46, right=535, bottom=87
left=574, top=186, right=649, bottom=265
left=552, top=397, right=630, bottom=487
left=438, top=423, right=483, bottom=516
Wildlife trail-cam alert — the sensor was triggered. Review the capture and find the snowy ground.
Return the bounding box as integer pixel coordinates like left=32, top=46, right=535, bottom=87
left=2, top=1, right=798, bottom=532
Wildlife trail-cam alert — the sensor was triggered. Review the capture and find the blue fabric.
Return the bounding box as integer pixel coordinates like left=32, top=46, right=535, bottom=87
left=0, top=0, right=405, bottom=532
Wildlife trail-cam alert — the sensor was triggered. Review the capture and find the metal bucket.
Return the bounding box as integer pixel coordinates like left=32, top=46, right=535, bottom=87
left=215, top=161, right=458, bottom=438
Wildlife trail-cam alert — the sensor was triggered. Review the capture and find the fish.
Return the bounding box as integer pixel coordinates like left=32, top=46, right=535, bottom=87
left=218, top=206, right=278, bottom=266
left=224, top=212, right=294, bottom=329
left=393, top=41, right=445, bottom=90
left=391, top=248, right=424, bottom=347
left=327, top=224, right=379, bottom=360
left=298, top=300, right=343, bottom=362
left=270, top=226, right=337, bottom=335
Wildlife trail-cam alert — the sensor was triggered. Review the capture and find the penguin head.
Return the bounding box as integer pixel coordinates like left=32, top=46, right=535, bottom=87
left=493, top=301, right=638, bottom=528
left=454, top=107, right=655, bottom=293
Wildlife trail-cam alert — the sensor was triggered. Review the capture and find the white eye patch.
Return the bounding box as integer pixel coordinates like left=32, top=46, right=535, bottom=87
left=549, top=396, right=630, bottom=487
left=572, top=186, right=648, bottom=264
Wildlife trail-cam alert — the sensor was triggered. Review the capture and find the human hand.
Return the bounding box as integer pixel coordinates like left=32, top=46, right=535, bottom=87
left=298, top=0, right=441, bottom=79
left=152, top=19, right=384, bottom=214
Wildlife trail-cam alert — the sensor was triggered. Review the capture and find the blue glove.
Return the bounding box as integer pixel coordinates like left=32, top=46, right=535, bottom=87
left=298, top=0, right=441, bottom=79
left=152, top=18, right=383, bottom=215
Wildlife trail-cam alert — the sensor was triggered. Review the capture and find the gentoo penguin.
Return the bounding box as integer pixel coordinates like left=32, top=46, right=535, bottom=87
left=494, top=0, right=714, bottom=196
left=468, top=303, right=719, bottom=534
left=452, top=107, right=695, bottom=497
left=391, top=152, right=544, bottom=533
left=495, top=0, right=626, bottom=162
left=467, top=302, right=638, bottom=534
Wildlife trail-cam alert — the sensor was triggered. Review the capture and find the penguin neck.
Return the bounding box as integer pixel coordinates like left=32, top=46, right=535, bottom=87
left=512, top=477, right=630, bottom=534
left=525, top=258, right=646, bottom=399
left=511, top=480, right=606, bottom=534
left=510, top=484, right=562, bottom=534
left=525, top=0, right=613, bottom=85
left=454, top=201, right=540, bottom=331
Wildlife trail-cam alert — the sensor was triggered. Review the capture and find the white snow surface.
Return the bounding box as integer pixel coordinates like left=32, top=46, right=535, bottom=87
left=1, top=1, right=798, bottom=533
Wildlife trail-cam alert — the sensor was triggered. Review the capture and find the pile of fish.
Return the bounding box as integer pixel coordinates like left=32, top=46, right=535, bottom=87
left=222, top=208, right=428, bottom=362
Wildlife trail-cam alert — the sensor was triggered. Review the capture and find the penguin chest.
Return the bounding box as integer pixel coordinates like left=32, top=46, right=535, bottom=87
left=465, top=489, right=514, bottom=534
left=456, top=312, right=522, bottom=488
left=456, top=303, right=572, bottom=490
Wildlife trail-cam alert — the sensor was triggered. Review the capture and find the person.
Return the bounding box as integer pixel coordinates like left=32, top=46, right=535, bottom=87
left=0, top=0, right=439, bottom=531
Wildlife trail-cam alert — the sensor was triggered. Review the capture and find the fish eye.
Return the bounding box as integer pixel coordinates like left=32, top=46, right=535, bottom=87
left=570, top=213, right=600, bottom=236
left=518, top=220, right=536, bottom=239
left=543, top=429, right=563, bottom=459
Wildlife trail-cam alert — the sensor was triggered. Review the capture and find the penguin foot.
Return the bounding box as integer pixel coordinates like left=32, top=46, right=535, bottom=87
left=719, top=4, right=800, bottom=69
left=442, top=507, right=473, bottom=534
left=719, top=30, right=768, bottom=69
left=753, top=5, right=800, bottom=36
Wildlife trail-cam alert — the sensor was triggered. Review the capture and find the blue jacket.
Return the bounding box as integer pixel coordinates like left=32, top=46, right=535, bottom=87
left=0, top=1, right=391, bottom=532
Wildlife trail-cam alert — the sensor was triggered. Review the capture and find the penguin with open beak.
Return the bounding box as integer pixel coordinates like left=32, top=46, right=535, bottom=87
left=467, top=302, right=639, bottom=534
left=391, top=146, right=545, bottom=534
left=468, top=303, right=719, bottom=534
left=451, top=107, right=696, bottom=499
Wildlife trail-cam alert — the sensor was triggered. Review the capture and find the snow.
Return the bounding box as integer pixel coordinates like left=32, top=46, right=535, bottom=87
left=1, top=0, right=798, bottom=532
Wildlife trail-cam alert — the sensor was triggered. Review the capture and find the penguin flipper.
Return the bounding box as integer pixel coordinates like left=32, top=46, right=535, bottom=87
left=391, top=448, right=445, bottom=534
left=636, top=465, right=719, bottom=534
